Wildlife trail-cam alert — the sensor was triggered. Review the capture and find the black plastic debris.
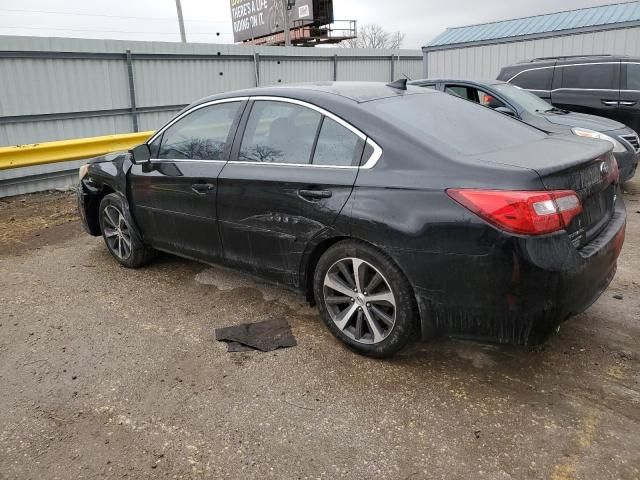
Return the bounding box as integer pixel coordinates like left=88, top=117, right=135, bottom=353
left=215, top=318, right=297, bottom=352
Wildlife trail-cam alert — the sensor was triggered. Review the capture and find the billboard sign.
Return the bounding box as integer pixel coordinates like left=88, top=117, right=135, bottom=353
left=230, top=0, right=321, bottom=43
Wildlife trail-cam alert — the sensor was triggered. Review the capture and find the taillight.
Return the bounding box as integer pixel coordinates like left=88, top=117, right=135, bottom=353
left=447, top=189, right=583, bottom=235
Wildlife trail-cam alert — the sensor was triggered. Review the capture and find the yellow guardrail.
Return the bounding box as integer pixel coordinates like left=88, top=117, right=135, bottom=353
left=0, top=131, right=155, bottom=170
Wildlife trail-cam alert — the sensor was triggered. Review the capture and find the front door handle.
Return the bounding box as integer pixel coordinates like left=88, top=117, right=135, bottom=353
left=191, top=183, right=215, bottom=194
left=298, top=189, right=332, bottom=200
left=601, top=100, right=619, bottom=106
left=619, top=100, right=637, bottom=106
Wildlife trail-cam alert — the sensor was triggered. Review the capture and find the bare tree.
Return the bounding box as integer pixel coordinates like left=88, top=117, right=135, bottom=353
left=340, top=24, right=405, bottom=49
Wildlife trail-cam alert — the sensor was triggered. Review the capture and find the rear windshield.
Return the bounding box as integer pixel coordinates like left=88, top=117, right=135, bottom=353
left=367, top=92, right=546, bottom=155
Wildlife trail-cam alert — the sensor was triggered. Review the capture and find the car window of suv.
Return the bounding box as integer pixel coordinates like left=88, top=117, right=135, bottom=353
left=626, top=63, right=640, bottom=90
left=510, top=68, right=553, bottom=90
left=239, top=101, right=322, bottom=164
left=312, top=117, right=364, bottom=167
left=158, top=102, right=241, bottom=160
left=561, top=63, right=617, bottom=90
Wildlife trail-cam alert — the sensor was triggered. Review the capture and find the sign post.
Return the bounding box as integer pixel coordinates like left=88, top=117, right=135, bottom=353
left=283, top=0, right=292, bottom=46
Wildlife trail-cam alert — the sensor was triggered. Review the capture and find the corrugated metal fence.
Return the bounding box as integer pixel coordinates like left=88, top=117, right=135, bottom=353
left=0, top=35, right=423, bottom=196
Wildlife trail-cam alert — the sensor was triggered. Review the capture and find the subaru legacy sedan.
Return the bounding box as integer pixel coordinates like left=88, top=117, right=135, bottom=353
left=77, top=81, right=626, bottom=357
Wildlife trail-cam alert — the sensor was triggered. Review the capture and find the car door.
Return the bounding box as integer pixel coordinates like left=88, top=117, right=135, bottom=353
left=618, top=62, right=640, bottom=134
left=551, top=62, right=620, bottom=119
left=128, top=99, right=246, bottom=262
left=217, top=97, right=368, bottom=286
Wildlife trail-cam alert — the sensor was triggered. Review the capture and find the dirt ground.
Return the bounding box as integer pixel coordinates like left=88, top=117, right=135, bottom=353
left=0, top=183, right=639, bottom=480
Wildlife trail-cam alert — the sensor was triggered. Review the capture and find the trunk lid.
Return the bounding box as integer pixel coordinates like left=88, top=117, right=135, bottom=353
left=471, top=135, right=617, bottom=248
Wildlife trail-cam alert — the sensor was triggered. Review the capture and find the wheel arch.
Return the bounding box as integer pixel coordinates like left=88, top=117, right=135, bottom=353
left=81, top=182, right=116, bottom=236
left=302, top=236, right=426, bottom=339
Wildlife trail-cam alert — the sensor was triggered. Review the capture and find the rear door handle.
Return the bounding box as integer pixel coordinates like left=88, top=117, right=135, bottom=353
left=601, top=100, right=619, bottom=106
left=191, top=183, right=215, bottom=194
left=298, top=189, right=332, bottom=199
left=619, top=100, right=637, bottom=106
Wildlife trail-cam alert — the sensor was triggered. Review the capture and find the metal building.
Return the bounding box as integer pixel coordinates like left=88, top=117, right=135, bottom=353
left=423, top=1, right=640, bottom=80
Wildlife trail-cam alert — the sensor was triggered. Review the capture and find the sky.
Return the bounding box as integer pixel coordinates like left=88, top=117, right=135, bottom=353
left=0, top=0, right=627, bottom=49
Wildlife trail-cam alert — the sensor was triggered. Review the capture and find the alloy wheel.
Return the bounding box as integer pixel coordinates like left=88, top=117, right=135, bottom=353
left=323, top=257, right=397, bottom=344
left=102, top=205, right=132, bottom=260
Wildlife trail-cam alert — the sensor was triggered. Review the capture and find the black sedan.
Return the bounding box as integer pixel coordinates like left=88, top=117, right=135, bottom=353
left=410, top=79, right=639, bottom=183
left=77, top=81, right=626, bottom=357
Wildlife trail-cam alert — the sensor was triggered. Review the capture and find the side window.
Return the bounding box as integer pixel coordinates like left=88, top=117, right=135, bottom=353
left=510, top=68, right=553, bottom=90
left=313, top=117, right=364, bottom=167
left=445, top=85, right=473, bottom=100
left=421, top=84, right=437, bottom=90
left=478, top=90, right=506, bottom=109
left=561, top=63, right=618, bottom=90
left=626, top=63, right=640, bottom=90
left=158, top=102, right=241, bottom=160
left=239, top=101, right=322, bottom=164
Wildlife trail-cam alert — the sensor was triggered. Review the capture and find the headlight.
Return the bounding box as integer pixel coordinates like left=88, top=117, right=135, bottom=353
left=78, top=163, right=90, bottom=181
left=571, top=127, right=627, bottom=153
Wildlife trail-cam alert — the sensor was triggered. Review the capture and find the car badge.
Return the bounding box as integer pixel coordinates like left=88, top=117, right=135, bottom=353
left=599, top=161, right=609, bottom=177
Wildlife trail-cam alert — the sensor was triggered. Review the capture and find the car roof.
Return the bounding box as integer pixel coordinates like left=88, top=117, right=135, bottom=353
left=410, top=79, right=507, bottom=87
left=194, top=81, right=431, bottom=106
left=513, top=54, right=640, bottom=66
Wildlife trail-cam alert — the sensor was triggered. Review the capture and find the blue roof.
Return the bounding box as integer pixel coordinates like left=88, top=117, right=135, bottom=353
left=425, top=1, right=640, bottom=48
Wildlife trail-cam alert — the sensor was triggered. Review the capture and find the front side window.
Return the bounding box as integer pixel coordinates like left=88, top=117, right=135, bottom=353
left=560, top=63, right=618, bottom=90
left=239, top=101, right=322, bottom=164
left=313, top=117, right=364, bottom=167
left=478, top=90, right=506, bottom=109
left=510, top=68, right=553, bottom=90
left=158, top=102, right=241, bottom=160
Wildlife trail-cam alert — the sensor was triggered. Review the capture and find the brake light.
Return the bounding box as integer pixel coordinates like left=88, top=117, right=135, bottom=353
left=447, top=189, right=583, bottom=235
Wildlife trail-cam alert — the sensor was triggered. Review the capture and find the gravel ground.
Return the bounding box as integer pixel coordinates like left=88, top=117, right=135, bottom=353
left=0, top=183, right=639, bottom=480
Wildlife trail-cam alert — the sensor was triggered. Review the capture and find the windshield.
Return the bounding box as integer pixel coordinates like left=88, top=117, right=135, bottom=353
left=368, top=91, right=545, bottom=156
left=492, top=83, right=554, bottom=114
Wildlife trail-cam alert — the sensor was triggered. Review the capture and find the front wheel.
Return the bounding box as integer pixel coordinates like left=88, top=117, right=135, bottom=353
left=313, top=240, right=418, bottom=357
left=98, top=193, right=154, bottom=268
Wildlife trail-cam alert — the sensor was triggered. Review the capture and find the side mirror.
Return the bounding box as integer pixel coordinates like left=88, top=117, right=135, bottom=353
left=494, top=106, right=517, bottom=117
left=129, top=143, right=151, bottom=164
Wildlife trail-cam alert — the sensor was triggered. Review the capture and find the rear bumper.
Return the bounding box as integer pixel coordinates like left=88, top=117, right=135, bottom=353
left=614, top=150, right=638, bottom=183
left=412, top=193, right=626, bottom=345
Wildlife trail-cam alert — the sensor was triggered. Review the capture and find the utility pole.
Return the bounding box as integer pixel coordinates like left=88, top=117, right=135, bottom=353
left=282, top=0, right=291, bottom=46
left=175, top=0, right=187, bottom=43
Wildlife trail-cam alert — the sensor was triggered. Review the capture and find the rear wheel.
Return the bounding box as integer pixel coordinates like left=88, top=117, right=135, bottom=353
left=313, top=240, right=418, bottom=357
left=99, top=193, right=154, bottom=268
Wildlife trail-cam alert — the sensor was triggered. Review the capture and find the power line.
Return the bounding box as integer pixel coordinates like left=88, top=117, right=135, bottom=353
left=0, top=7, right=230, bottom=24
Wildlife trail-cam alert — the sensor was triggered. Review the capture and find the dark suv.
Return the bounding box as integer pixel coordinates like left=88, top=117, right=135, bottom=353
left=498, top=55, right=640, bottom=181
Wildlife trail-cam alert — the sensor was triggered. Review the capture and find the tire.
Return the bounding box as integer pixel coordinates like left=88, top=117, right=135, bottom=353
left=313, top=240, right=418, bottom=357
left=98, top=193, right=154, bottom=268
